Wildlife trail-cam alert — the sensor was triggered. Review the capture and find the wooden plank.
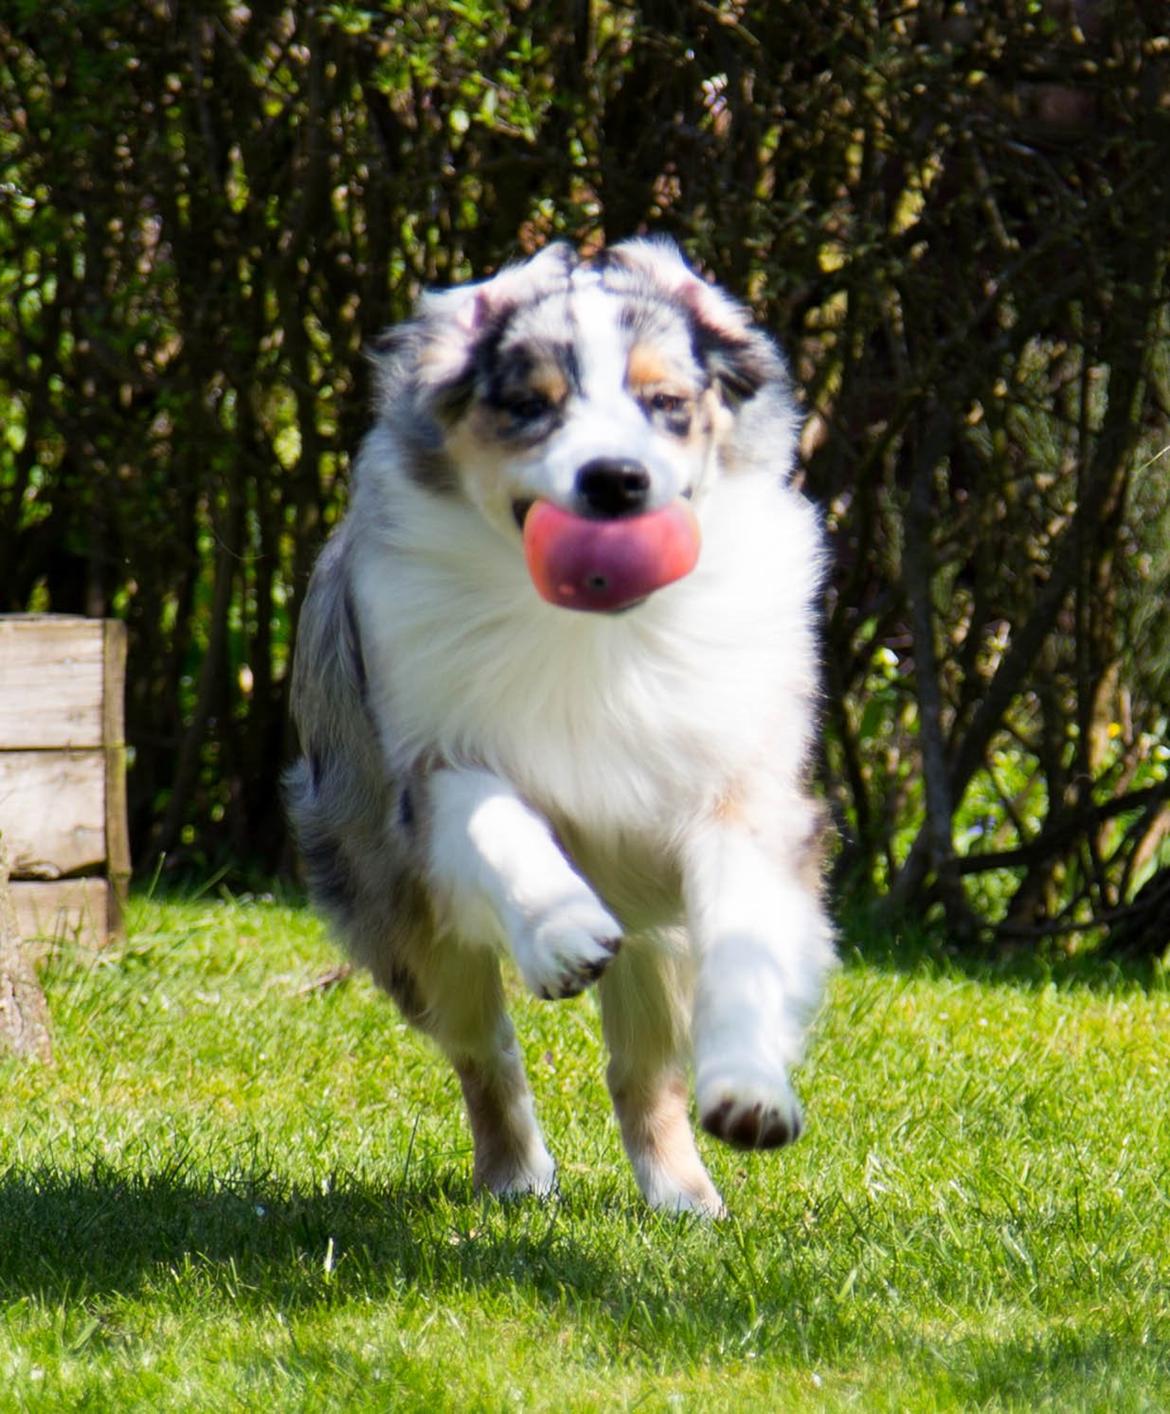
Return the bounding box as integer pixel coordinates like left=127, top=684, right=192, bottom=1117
left=0, top=615, right=107, bottom=749
left=102, top=619, right=131, bottom=904
left=0, top=750, right=106, bottom=878
left=0, top=843, right=54, bottom=1060
left=101, top=618, right=127, bottom=747
left=10, top=877, right=111, bottom=952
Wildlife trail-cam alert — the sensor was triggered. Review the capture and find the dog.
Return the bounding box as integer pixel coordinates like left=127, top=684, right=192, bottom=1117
left=286, top=238, right=834, bottom=1216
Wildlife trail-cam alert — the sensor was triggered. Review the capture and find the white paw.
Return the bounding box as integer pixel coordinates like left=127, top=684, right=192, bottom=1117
left=516, top=890, right=622, bottom=1000
left=479, top=1148, right=558, bottom=1200
left=643, top=1174, right=727, bottom=1219
left=696, top=1059, right=803, bottom=1150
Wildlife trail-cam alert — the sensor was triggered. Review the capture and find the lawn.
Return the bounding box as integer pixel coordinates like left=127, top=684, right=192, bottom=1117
left=2, top=896, right=1168, bottom=1411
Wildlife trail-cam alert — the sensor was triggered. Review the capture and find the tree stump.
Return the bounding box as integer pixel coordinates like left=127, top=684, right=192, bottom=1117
left=0, top=836, right=52, bottom=1062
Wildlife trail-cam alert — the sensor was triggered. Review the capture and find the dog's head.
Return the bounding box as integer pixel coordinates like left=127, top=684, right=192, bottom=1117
left=372, top=239, right=798, bottom=606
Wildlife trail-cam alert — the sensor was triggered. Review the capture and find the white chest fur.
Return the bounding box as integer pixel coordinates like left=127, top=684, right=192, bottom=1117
left=352, top=471, right=822, bottom=843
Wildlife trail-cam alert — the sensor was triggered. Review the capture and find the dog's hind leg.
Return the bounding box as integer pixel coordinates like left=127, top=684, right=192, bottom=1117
left=339, top=886, right=555, bottom=1198
left=597, top=935, right=724, bottom=1217
left=407, top=943, right=557, bottom=1198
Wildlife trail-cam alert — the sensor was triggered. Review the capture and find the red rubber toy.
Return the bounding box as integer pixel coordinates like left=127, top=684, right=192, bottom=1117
left=522, top=500, right=701, bottom=612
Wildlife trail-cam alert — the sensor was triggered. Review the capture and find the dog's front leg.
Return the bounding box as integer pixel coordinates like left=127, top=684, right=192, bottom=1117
left=426, top=766, right=623, bottom=999
left=683, top=820, right=834, bottom=1148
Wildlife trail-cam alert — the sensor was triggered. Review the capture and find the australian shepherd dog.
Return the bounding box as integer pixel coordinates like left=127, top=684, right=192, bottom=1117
left=286, top=238, right=834, bottom=1216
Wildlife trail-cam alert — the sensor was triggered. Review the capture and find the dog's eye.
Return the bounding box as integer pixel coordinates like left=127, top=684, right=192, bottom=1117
left=645, top=391, right=692, bottom=436
left=505, top=393, right=551, bottom=422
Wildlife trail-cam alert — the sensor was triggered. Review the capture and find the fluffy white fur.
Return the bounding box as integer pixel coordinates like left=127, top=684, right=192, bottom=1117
left=287, top=238, right=835, bottom=1216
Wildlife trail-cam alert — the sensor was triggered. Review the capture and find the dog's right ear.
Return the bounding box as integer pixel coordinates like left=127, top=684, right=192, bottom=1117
left=607, top=237, right=787, bottom=406
left=370, top=244, right=576, bottom=418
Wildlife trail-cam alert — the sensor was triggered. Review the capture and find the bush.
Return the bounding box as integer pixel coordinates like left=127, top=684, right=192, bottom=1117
left=2, top=2, right=1168, bottom=952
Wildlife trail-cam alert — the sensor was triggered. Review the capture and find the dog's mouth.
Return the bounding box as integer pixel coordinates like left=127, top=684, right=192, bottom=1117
left=518, top=497, right=701, bottom=613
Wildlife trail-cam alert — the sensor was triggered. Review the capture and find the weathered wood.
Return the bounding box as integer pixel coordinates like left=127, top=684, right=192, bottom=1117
left=0, top=615, right=108, bottom=749
left=0, top=615, right=130, bottom=949
left=0, top=839, right=53, bottom=1062
left=0, top=750, right=107, bottom=878
left=102, top=619, right=131, bottom=906
left=10, top=878, right=112, bottom=954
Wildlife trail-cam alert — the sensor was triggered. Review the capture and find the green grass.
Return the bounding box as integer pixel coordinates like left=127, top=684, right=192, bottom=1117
left=2, top=897, right=1169, bottom=1411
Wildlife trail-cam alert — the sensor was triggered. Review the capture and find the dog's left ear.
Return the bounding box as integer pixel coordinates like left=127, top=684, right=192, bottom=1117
left=609, top=237, right=786, bottom=403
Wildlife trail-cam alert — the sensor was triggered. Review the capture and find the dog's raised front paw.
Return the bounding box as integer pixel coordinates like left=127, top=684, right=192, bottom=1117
left=518, top=891, right=622, bottom=1000
left=696, top=1062, right=803, bottom=1150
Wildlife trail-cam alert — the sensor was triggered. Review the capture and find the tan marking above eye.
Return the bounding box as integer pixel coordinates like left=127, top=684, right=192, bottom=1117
left=626, top=342, right=675, bottom=392
left=626, top=344, right=696, bottom=414
left=526, top=365, right=569, bottom=406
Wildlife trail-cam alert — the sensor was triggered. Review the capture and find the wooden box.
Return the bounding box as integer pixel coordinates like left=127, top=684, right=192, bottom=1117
left=0, top=615, right=130, bottom=949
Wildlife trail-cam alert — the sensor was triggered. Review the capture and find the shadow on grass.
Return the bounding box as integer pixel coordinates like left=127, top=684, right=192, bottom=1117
left=0, top=1157, right=910, bottom=1375
left=0, top=1162, right=531, bottom=1308
left=4, top=1166, right=1167, bottom=1393
left=0, top=1159, right=770, bottom=1342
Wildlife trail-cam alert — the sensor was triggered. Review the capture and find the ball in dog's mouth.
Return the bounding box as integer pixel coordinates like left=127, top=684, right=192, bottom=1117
left=519, top=499, right=701, bottom=613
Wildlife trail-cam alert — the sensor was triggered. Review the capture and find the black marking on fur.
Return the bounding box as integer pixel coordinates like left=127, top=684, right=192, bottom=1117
left=389, top=359, right=465, bottom=495
left=342, top=583, right=369, bottom=702
left=591, top=246, right=656, bottom=290
left=419, top=302, right=527, bottom=433
left=370, top=325, right=463, bottom=496
left=428, top=373, right=478, bottom=425
left=408, top=302, right=526, bottom=483
left=403, top=433, right=462, bottom=496
left=302, top=831, right=358, bottom=922
left=586, top=248, right=619, bottom=275
left=614, top=292, right=702, bottom=366
left=482, top=343, right=536, bottom=410
left=398, top=786, right=415, bottom=833
left=309, top=749, right=325, bottom=790
left=422, top=273, right=586, bottom=444
left=481, top=337, right=582, bottom=442
left=385, top=961, right=425, bottom=1023
left=557, top=340, right=583, bottom=398
left=471, top=302, right=523, bottom=373
left=687, top=316, right=782, bottom=404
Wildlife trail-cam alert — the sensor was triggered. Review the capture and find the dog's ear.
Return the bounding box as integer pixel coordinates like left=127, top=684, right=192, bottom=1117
left=367, top=281, right=502, bottom=404
left=608, top=237, right=786, bottom=404
left=370, top=244, right=576, bottom=417
left=608, top=237, right=799, bottom=478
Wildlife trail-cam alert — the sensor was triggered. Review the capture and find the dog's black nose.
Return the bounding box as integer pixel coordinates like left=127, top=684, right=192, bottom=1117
left=575, top=459, right=651, bottom=519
